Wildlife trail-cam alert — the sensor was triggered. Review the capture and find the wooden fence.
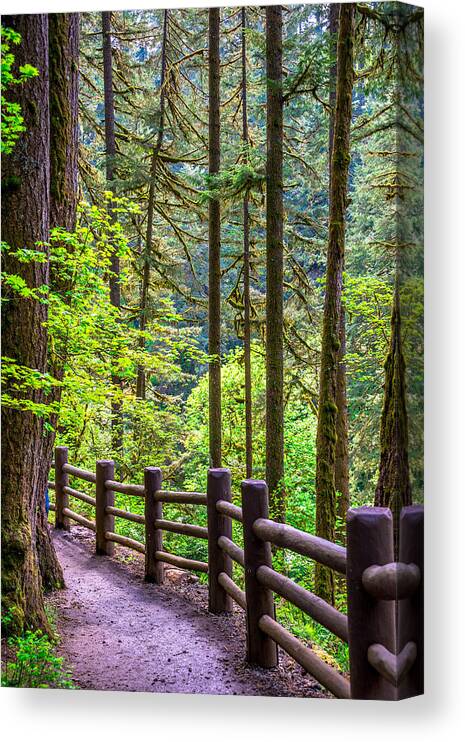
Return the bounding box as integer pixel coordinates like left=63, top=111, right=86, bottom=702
left=48, top=446, right=423, bottom=701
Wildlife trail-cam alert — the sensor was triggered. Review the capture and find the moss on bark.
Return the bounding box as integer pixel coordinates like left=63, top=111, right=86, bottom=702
left=315, top=4, right=355, bottom=605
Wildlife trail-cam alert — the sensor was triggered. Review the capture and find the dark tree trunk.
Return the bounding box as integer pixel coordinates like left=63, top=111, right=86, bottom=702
left=375, top=283, right=412, bottom=557
left=315, top=4, right=355, bottom=605
left=49, top=13, right=80, bottom=233
left=241, top=7, right=253, bottom=479
left=208, top=7, right=222, bottom=468
left=1, top=14, right=59, bottom=634
left=265, top=5, right=285, bottom=523
left=328, top=4, right=350, bottom=547
left=136, top=9, right=169, bottom=401
left=37, top=12, right=80, bottom=590
left=102, top=11, right=123, bottom=456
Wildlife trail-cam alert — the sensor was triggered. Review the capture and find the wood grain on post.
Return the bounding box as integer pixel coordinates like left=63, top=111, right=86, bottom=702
left=346, top=506, right=396, bottom=700
left=207, top=468, right=233, bottom=613
left=95, top=460, right=115, bottom=555
left=144, top=467, right=163, bottom=583
left=398, top=504, right=424, bottom=698
left=54, top=446, right=70, bottom=529
left=241, top=479, right=278, bottom=668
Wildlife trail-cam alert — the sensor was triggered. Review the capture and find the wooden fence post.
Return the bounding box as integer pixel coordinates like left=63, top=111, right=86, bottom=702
left=144, top=466, right=163, bottom=584
left=398, top=504, right=424, bottom=698
left=207, top=468, right=233, bottom=613
left=95, top=459, right=115, bottom=556
left=241, top=479, right=278, bottom=668
left=54, top=446, right=69, bottom=530
left=346, top=506, right=396, bottom=700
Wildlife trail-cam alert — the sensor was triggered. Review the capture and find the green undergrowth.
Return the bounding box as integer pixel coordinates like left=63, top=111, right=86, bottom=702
left=1, top=607, right=75, bottom=689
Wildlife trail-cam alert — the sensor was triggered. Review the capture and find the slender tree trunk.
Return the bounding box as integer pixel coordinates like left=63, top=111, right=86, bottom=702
left=315, top=4, right=355, bottom=605
left=375, top=282, right=412, bottom=557
left=37, top=12, right=80, bottom=589
left=136, top=9, right=169, bottom=401
left=241, top=7, right=253, bottom=479
left=1, top=14, right=57, bottom=634
left=328, top=4, right=350, bottom=546
left=208, top=7, right=222, bottom=468
left=265, top=5, right=285, bottom=523
left=102, top=11, right=123, bottom=456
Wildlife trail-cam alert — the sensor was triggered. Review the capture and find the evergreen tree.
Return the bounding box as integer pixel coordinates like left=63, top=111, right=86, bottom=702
left=315, top=4, right=355, bottom=604
left=265, top=4, right=285, bottom=523
left=1, top=14, right=60, bottom=634
left=208, top=7, right=222, bottom=468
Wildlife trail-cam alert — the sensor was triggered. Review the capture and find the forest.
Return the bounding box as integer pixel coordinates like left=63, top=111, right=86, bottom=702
left=1, top=2, right=423, bottom=689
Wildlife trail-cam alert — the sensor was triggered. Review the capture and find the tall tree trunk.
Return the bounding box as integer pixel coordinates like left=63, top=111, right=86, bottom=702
left=265, top=5, right=285, bottom=522
left=37, top=12, right=80, bottom=589
left=328, top=4, right=350, bottom=547
left=102, top=11, right=123, bottom=457
left=315, top=4, right=355, bottom=605
left=1, top=14, right=57, bottom=634
left=136, top=9, right=169, bottom=401
left=49, top=14, right=80, bottom=233
left=375, top=282, right=412, bottom=557
left=208, top=7, right=222, bottom=468
left=241, top=7, right=253, bottom=479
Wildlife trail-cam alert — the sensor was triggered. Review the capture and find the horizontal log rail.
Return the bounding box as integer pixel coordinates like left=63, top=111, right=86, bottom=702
left=155, top=490, right=207, bottom=505
left=62, top=463, right=96, bottom=483
left=256, top=565, right=348, bottom=642
left=155, top=550, right=208, bottom=574
left=218, top=535, right=245, bottom=567
left=218, top=572, right=246, bottom=610
left=47, top=481, right=56, bottom=490
left=62, top=507, right=96, bottom=532
left=105, top=531, right=145, bottom=554
left=105, top=505, right=145, bottom=525
left=258, top=614, right=351, bottom=699
left=104, top=479, right=145, bottom=497
left=362, top=562, right=421, bottom=601
left=155, top=519, right=208, bottom=540
left=63, top=485, right=96, bottom=507
left=49, top=502, right=56, bottom=512
left=253, top=518, right=347, bottom=575
left=216, top=499, right=243, bottom=522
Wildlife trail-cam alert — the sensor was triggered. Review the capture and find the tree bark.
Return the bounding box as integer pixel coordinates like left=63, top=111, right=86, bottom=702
left=102, top=11, right=123, bottom=456
left=49, top=14, right=80, bottom=233
left=208, top=7, right=222, bottom=468
left=37, top=12, right=80, bottom=591
left=375, top=283, right=412, bottom=557
left=328, top=4, right=350, bottom=547
left=265, top=5, right=285, bottom=523
left=241, top=7, right=253, bottom=479
left=315, top=4, right=355, bottom=605
left=136, top=9, right=169, bottom=401
left=1, top=14, right=59, bottom=634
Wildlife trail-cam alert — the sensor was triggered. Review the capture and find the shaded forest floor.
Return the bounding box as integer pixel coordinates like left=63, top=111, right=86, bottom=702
left=49, top=528, right=328, bottom=698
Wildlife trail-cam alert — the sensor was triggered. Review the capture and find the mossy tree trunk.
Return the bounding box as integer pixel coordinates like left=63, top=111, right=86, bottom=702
left=136, top=9, right=169, bottom=403
left=241, top=7, right=253, bottom=479
left=208, top=7, right=222, bottom=468
left=1, top=14, right=59, bottom=635
left=37, top=12, right=80, bottom=589
left=315, top=3, right=355, bottom=605
left=375, top=283, right=412, bottom=556
left=265, top=5, right=285, bottom=523
left=102, top=11, right=123, bottom=458
left=328, top=4, right=350, bottom=555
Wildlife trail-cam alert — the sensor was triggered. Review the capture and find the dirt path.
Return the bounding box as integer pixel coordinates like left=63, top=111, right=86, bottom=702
left=51, top=529, right=327, bottom=697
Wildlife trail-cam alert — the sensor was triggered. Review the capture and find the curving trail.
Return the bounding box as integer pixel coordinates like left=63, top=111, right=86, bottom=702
left=51, top=529, right=326, bottom=698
